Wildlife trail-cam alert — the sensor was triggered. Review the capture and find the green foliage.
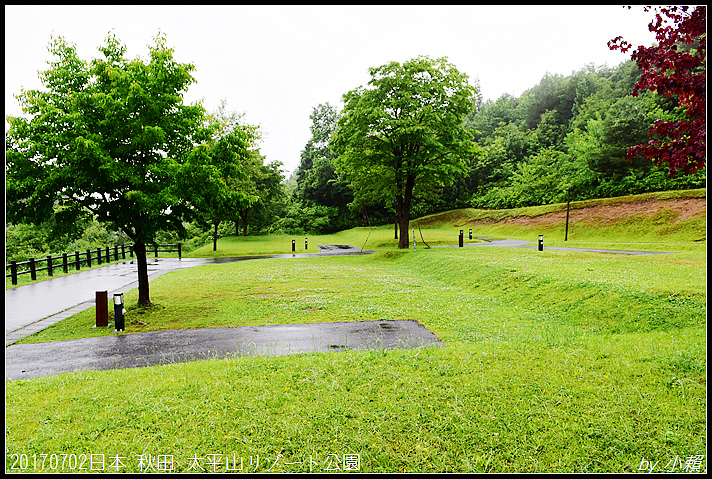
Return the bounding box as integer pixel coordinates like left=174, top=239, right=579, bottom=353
left=332, top=56, right=477, bottom=247
left=5, top=218, right=130, bottom=263
left=466, top=61, right=705, bottom=210
left=288, top=102, right=355, bottom=234
left=178, top=107, right=261, bottom=249
left=5, top=33, right=205, bottom=304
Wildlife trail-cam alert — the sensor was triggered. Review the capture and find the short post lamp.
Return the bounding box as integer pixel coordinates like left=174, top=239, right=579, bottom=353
left=459, top=230, right=464, bottom=248
left=114, top=293, right=126, bottom=331
left=292, top=239, right=296, bottom=252
left=305, top=237, right=308, bottom=250
left=469, top=229, right=473, bottom=240
left=538, top=234, right=544, bottom=251
left=565, top=187, right=571, bottom=241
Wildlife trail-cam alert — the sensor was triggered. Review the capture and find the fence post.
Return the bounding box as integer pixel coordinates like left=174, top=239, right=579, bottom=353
left=155, top=244, right=159, bottom=258
left=29, top=258, right=37, bottom=281
left=11, top=261, right=18, bottom=285
left=130, top=245, right=134, bottom=258
left=75, top=251, right=81, bottom=270
left=114, top=245, right=119, bottom=261
left=96, top=248, right=102, bottom=265
left=178, top=243, right=182, bottom=259
left=87, top=249, right=92, bottom=267
left=47, top=255, right=53, bottom=277
left=105, top=247, right=110, bottom=263
left=63, top=252, right=68, bottom=273
left=121, top=245, right=126, bottom=260
left=96, top=290, right=108, bottom=328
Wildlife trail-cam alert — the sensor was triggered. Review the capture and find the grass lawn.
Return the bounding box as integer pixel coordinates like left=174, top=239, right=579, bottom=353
left=5, top=191, right=706, bottom=473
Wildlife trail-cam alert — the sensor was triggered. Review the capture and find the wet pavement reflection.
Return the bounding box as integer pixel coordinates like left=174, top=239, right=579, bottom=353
left=5, top=320, right=443, bottom=380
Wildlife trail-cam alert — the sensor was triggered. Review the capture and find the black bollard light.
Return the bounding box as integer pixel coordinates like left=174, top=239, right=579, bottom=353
left=459, top=231, right=464, bottom=248
left=305, top=237, right=308, bottom=250
left=538, top=234, right=544, bottom=251
left=292, top=239, right=295, bottom=252
left=469, top=229, right=473, bottom=240
left=114, top=293, right=125, bottom=331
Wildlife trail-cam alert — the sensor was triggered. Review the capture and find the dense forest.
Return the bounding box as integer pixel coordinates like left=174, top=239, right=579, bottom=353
left=6, top=59, right=706, bottom=261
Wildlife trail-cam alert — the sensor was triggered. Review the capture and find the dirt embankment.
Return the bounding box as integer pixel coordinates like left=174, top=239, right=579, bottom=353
left=469, top=197, right=707, bottom=228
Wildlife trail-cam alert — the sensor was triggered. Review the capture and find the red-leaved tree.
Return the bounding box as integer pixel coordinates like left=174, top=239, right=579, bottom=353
left=609, top=6, right=706, bottom=176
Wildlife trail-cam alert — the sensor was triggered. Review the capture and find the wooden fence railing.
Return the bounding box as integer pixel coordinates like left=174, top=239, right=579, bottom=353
left=5, top=243, right=181, bottom=286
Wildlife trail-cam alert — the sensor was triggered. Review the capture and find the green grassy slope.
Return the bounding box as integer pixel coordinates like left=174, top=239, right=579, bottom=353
left=5, top=189, right=706, bottom=473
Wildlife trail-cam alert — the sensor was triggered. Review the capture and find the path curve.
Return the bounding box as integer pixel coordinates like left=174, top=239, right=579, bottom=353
left=5, top=245, right=374, bottom=345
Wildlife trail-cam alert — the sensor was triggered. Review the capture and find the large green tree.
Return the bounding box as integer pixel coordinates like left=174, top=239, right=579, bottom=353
left=234, top=153, right=286, bottom=236
left=331, top=56, right=477, bottom=248
left=6, top=33, right=205, bottom=306
left=179, top=127, right=257, bottom=251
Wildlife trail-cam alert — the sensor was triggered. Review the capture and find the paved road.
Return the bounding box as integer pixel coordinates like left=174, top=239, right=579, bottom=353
left=5, top=320, right=443, bottom=380
left=435, top=238, right=675, bottom=255
left=5, top=245, right=375, bottom=345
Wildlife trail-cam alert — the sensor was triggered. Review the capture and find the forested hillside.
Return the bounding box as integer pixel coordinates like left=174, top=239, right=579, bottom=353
left=288, top=60, right=705, bottom=232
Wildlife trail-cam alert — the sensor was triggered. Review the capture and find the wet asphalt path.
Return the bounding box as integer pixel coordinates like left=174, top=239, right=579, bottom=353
left=5, top=245, right=375, bottom=345
left=5, top=320, right=443, bottom=380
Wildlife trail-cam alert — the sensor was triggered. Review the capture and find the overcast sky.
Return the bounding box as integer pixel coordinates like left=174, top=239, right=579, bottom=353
left=5, top=5, right=657, bottom=177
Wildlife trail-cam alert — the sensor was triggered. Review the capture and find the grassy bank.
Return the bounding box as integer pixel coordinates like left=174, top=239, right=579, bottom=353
left=5, top=189, right=706, bottom=472
left=6, top=243, right=706, bottom=472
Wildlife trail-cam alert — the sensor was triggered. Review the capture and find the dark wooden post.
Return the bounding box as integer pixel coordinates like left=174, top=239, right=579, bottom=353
left=47, top=255, right=54, bottom=277
left=114, top=245, right=119, bottom=261
left=121, top=245, right=126, bottom=260
left=565, top=188, right=571, bottom=242
left=86, top=249, right=92, bottom=267
left=96, top=290, right=108, bottom=327
left=105, top=247, right=110, bottom=263
left=62, top=252, right=69, bottom=273
left=177, top=243, right=182, bottom=259
left=154, top=244, right=159, bottom=258
left=96, top=248, right=102, bottom=265
left=11, top=261, right=18, bottom=285
left=75, top=251, right=81, bottom=270
left=29, top=258, right=37, bottom=281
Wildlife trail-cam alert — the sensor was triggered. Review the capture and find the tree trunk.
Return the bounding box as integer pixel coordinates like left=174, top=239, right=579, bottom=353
left=396, top=174, right=415, bottom=249
left=133, top=241, right=151, bottom=306
left=396, top=205, right=409, bottom=249
left=213, top=220, right=220, bottom=251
